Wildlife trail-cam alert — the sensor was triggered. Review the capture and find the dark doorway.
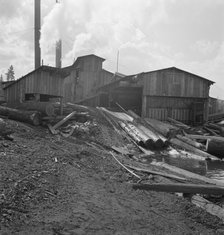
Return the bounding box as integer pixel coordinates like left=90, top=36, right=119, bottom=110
left=110, top=87, right=143, bottom=116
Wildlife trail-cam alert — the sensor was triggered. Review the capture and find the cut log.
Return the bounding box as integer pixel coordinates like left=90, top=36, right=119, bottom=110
left=186, top=134, right=224, bottom=142
left=128, top=110, right=168, bottom=147
left=136, top=124, right=164, bottom=149
left=206, top=139, right=224, bottom=159
left=133, top=183, right=224, bottom=195
left=10, top=102, right=55, bottom=116
left=169, top=138, right=219, bottom=160
left=119, top=121, right=155, bottom=149
left=192, top=195, right=224, bottom=221
left=176, top=135, right=206, bottom=151
left=151, top=161, right=224, bottom=187
left=0, top=106, right=41, bottom=126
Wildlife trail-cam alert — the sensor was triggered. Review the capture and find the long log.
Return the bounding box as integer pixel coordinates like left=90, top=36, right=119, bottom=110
left=206, top=139, right=224, bottom=159
left=0, top=106, right=41, bottom=126
left=169, top=138, right=219, bottom=160
left=119, top=121, right=155, bottom=149
left=136, top=124, right=164, bottom=149
left=145, top=118, right=178, bottom=137
left=151, top=161, right=224, bottom=187
left=11, top=102, right=55, bottom=116
left=186, top=134, right=224, bottom=142
left=208, top=112, right=224, bottom=122
left=128, top=110, right=168, bottom=147
left=167, top=117, right=190, bottom=129
left=176, top=135, right=206, bottom=150
left=206, top=123, right=224, bottom=136
left=192, top=195, right=224, bottom=221
left=126, top=164, right=186, bottom=181
left=133, top=183, right=224, bottom=195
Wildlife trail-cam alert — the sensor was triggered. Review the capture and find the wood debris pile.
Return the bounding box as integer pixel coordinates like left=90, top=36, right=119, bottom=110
left=1, top=102, right=224, bottom=222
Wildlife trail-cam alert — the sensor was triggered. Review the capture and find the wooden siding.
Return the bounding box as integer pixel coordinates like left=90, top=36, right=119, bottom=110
left=143, top=96, right=207, bottom=123
left=5, top=70, right=64, bottom=104
left=62, top=69, right=114, bottom=103
left=141, top=68, right=210, bottom=98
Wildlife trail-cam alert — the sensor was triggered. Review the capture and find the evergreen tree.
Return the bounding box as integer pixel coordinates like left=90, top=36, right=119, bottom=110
left=0, top=74, right=3, bottom=82
left=5, top=65, right=15, bottom=81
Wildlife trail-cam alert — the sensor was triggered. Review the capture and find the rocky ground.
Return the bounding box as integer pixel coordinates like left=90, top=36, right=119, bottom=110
left=0, top=109, right=224, bottom=235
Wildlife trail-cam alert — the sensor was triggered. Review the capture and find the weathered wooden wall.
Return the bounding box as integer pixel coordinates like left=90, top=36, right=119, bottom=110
left=5, top=69, right=64, bottom=104
left=142, top=96, right=207, bottom=123
left=141, top=68, right=210, bottom=98
left=62, top=60, right=114, bottom=103
left=209, top=97, right=224, bottom=114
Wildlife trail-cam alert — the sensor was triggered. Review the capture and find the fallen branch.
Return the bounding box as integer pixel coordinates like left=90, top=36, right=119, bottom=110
left=110, top=152, right=141, bottom=179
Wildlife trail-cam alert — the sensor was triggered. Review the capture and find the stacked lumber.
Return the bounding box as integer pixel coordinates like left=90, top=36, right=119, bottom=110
left=99, top=107, right=167, bottom=150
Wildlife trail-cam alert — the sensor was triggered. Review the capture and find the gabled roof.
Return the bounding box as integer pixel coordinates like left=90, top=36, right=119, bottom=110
left=98, top=66, right=215, bottom=91
left=72, top=54, right=105, bottom=68
left=4, top=66, right=70, bottom=90
left=144, top=67, right=215, bottom=84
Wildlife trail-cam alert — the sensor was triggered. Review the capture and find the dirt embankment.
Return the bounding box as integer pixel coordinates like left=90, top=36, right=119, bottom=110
left=0, top=111, right=224, bottom=235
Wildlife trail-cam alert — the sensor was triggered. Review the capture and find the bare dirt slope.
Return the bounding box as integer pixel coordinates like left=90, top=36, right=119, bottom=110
left=0, top=112, right=224, bottom=235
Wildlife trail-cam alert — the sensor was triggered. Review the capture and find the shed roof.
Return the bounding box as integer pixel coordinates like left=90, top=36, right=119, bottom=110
left=144, top=67, right=215, bottom=84
left=4, top=66, right=70, bottom=90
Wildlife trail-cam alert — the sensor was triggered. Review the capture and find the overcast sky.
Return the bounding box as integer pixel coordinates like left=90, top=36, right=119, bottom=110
left=0, top=0, right=224, bottom=98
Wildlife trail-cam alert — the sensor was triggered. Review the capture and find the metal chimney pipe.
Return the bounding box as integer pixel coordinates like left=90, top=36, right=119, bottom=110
left=34, top=0, right=41, bottom=69
left=55, top=40, right=62, bottom=68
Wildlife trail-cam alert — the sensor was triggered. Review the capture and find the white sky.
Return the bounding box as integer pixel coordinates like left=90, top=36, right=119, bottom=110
left=0, top=0, right=224, bottom=98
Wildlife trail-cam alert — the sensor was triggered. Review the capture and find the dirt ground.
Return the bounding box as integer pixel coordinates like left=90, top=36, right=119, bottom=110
left=1, top=110, right=224, bottom=235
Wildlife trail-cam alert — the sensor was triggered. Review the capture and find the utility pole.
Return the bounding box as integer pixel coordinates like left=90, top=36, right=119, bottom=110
left=34, top=0, right=41, bottom=69
left=116, top=50, right=119, bottom=73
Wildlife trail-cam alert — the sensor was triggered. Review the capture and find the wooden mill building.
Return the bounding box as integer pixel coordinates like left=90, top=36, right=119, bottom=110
left=3, top=66, right=69, bottom=104
left=96, top=67, right=214, bottom=124
left=3, top=54, right=214, bottom=124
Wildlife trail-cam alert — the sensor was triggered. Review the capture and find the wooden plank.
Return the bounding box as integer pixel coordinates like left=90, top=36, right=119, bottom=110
left=151, top=161, right=224, bottom=187
left=53, top=111, right=77, bottom=130
left=192, top=195, right=224, bottom=221
left=125, top=164, right=186, bottom=181
left=133, top=183, right=224, bottom=195
left=169, top=138, right=219, bottom=160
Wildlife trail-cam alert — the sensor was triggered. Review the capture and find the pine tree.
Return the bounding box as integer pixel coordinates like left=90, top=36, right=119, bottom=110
left=5, top=65, right=15, bottom=81
left=0, top=74, right=3, bottom=82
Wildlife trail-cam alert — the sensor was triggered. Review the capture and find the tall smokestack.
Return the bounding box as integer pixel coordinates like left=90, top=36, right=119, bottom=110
left=34, top=0, right=41, bottom=69
left=55, top=40, right=62, bottom=68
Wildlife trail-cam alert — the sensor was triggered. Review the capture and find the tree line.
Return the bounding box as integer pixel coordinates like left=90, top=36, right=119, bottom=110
left=0, top=65, right=15, bottom=82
